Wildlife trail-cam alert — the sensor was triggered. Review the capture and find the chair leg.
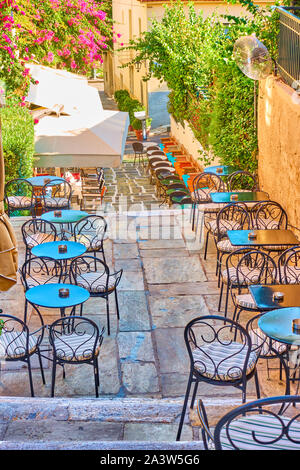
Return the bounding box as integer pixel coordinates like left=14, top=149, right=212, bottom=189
left=254, top=371, right=261, bottom=399
left=204, top=230, right=209, bottom=260
left=218, top=282, right=224, bottom=311
left=94, top=359, right=99, bottom=398
left=224, top=283, right=230, bottom=318
left=27, top=357, right=35, bottom=397
left=190, top=381, right=199, bottom=409
left=51, top=361, right=57, bottom=397
left=37, top=349, right=46, bottom=385
left=176, top=371, right=194, bottom=441
left=115, top=290, right=120, bottom=320
left=106, top=297, right=110, bottom=336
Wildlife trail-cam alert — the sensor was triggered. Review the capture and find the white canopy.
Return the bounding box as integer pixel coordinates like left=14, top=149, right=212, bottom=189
left=26, top=64, right=129, bottom=168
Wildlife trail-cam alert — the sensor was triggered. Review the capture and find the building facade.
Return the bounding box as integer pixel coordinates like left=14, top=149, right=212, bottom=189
left=104, top=0, right=274, bottom=129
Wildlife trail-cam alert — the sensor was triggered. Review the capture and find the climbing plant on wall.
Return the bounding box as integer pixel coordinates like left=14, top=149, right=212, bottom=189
left=122, top=0, right=281, bottom=171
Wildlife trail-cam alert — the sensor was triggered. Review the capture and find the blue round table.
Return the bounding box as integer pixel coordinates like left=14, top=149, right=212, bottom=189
left=26, top=283, right=90, bottom=318
left=259, top=307, right=300, bottom=396
left=204, top=165, right=236, bottom=176
left=41, top=210, right=89, bottom=240
left=27, top=176, right=65, bottom=187
left=31, top=241, right=86, bottom=261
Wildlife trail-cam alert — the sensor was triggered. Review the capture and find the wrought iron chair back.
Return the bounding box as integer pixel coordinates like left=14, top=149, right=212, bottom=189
left=41, top=178, right=72, bottom=210
left=21, top=218, right=57, bottom=261
left=4, top=178, right=36, bottom=216
left=214, top=395, right=300, bottom=450
left=278, top=246, right=300, bottom=283
left=192, top=172, right=225, bottom=203
left=235, top=250, right=278, bottom=288
left=69, top=255, right=110, bottom=294
left=73, top=215, right=107, bottom=260
left=252, top=200, right=288, bottom=230
left=216, top=202, right=251, bottom=242
left=20, top=256, right=62, bottom=291
left=227, top=170, right=259, bottom=192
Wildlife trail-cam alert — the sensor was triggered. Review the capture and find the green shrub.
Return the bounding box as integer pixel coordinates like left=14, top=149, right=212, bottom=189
left=114, top=89, right=150, bottom=127
left=1, top=105, right=34, bottom=182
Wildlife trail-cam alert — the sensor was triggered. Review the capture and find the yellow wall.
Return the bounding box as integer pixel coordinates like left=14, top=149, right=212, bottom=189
left=105, top=0, right=275, bottom=119
left=258, top=76, right=300, bottom=229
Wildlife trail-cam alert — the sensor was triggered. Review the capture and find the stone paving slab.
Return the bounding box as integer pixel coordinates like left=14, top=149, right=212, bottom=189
left=149, top=295, right=209, bottom=328
left=118, top=291, right=151, bottom=332
left=143, top=257, right=207, bottom=284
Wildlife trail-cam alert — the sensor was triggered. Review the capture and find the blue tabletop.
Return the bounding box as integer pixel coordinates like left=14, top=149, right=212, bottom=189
left=204, top=165, right=236, bottom=176
left=31, top=241, right=87, bottom=260
left=258, top=307, right=300, bottom=345
left=27, top=176, right=65, bottom=187
left=41, top=210, right=89, bottom=224
left=210, top=191, right=269, bottom=203
left=227, top=229, right=299, bottom=247
left=25, top=283, right=90, bottom=308
left=250, top=284, right=300, bottom=310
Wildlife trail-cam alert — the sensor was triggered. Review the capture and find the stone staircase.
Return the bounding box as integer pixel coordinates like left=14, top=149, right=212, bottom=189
left=0, top=396, right=206, bottom=450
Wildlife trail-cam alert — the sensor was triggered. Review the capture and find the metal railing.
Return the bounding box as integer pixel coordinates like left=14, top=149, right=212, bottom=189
left=277, top=6, right=300, bottom=88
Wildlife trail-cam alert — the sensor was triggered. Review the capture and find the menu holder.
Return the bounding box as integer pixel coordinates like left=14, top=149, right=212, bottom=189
left=54, top=210, right=62, bottom=217
left=59, top=288, right=69, bottom=298
left=216, top=167, right=223, bottom=174
left=58, top=244, right=67, bottom=254
left=44, top=178, right=51, bottom=184
left=230, top=194, right=238, bottom=202
left=273, top=292, right=284, bottom=303
left=293, top=319, right=300, bottom=334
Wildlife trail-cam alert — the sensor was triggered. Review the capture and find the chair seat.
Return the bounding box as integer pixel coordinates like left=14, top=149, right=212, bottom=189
left=70, top=233, right=107, bottom=251
left=75, top=272, right=116, bottom=293
left=207, top=218, right=242, bottom=236
left=219, top=414, right=300, bottom=450
left=54, top=333, right=100, bottom=362
left=236, top=293, right=257, bottom=310
left=192, top=341, right=257, bottom=381
left=217, top=238, right=240, bottom=253
left=191, top=188, right=211, bottom=202
left=24, top=274, right=61, bottom=290
left=221, top=266, right=261, bottom=285
left=25, top=233, right=55, bottom=249
left=249, top=328, right=287, bottom=357
left=42, top=197, right=69, bottom=208
left=7, top=196, right=33, bottom=208
left=0, top=331, right=38, bottom=359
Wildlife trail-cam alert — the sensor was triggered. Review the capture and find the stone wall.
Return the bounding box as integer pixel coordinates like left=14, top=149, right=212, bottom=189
left=258, top=76, right=300, bottom=229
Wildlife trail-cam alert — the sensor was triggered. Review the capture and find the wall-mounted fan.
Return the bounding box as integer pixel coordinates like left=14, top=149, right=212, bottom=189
left=233, top=35, right=273, bottom=127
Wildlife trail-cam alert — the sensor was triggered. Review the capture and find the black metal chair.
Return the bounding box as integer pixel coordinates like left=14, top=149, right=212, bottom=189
left=0, top=313, right=45, bottom=397
left=251, top=201, right=288, bottom=256
left=21, top=218, right=58, bottom=262
left=208, top=202, right=251, bottom=284
left=176, top=315, right=262, bottom=441
left=219, top=249, right=277, bottom=318
left=132, top=142, right=146, bottom=166
left=72, top=215, right=107, bottom=263
left=41, top=178, right=72, bottom=213
left=48, top=315, right=104, bottom=397
left=20, top=257, right=63, bottom=323
left=69, top=256, right=123, bottom=335
left=4, top=178, right=36, bottom=217
left=227, top=170, right=259, bottom=192
left=278, top=246, right=300, bottom=284
left=198, top=395, right=300, bottom=450
left=191, top=172, right=225, bottom=246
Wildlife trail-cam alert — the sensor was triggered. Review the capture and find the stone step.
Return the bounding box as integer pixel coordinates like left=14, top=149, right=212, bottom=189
left=0, top=440, right=202, bottom=450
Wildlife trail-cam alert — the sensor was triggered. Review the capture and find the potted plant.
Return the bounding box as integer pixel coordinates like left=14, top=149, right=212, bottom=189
left=132, top=117, right=152, bottom=140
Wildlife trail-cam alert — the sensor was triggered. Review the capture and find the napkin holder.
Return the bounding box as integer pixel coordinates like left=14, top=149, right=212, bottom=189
left=54, top=210, right=62, bottom=217
left=44, top=178, right=51, bottom=184
left=216, top=167, right=223, bottom=174
left=230, top=194, right=238, bottom=201
left=58, top=244, right=67, bottom=254
left=273, top=292, right=284, bottom=303
left=248, top=232, right=257, bottom=240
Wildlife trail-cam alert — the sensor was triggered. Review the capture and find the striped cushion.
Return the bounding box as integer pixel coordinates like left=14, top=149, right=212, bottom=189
left=25, top=232, right=55, bottom=249
left=54, top=333, right=100, bottom=361
left=278, top=266, right=300, bottom=284
left=217, top=238, right=236, bottom=252
left=70, top=234, right=106, bottom=251
left=24, top=274, right=61, bottom=289
left=7, top=196, right=32, bottom=208
left=0, top=331, right=38, bottom=359
left=191, top=188, right=211, bottom=202
left=43, top=197, right=69, bottom=208
left=222, top=267, right=261, bottom=285
left=192, top=341, right=257, bottom=381
left=219, top=414, right=300, bottom=450
left=206, top=219, right=242, bottom=235
left=249, top=328, right=287, bottom=357
left=236, top=293, right=257, bottom=309
left=75, top=272, right=116, bottom=293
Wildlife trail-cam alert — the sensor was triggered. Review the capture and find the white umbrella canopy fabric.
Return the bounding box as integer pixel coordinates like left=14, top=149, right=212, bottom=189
left=26, top=65, right=129, bottom=168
